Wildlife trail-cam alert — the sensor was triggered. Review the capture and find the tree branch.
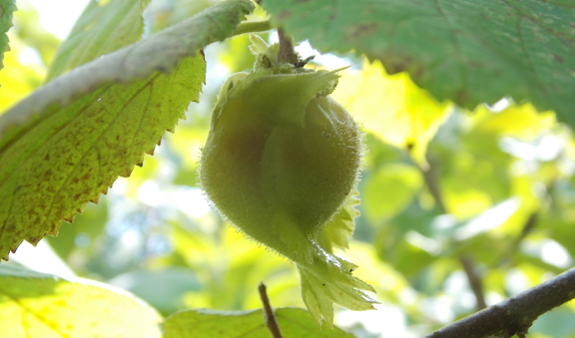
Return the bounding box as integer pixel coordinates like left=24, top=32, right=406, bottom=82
left=422, top=267, right=575, bottom=338
left=259, top=283, right=283, bottom=338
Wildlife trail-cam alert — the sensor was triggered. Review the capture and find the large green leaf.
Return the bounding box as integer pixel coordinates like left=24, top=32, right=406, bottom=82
left=262, top=0, right=575, bottom=127
left=46, top=0, right=152, bottom=81
left=0, top=265, right=162, bottom=338
left=162, top=307, right=356, bottom=338
left=0, top=0, right=254, bottom=260
left=0, top=55, right=204, bottom=260
left=0, top=0, right=16, bottom=76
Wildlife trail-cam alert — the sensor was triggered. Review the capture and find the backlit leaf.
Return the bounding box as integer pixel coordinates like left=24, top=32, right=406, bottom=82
left=0, top=39, right=44, bottom=111
left=333, top=60, right=451, bottom=166
left=0, top=265, right=162, bottom=338
left=162, top=307, right=356, bottom=338
left=0, top=55, right=204, bottom=260
left=0, top=0, right=255, bottom=260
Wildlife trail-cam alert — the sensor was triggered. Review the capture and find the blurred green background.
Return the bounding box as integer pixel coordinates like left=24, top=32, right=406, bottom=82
left=2, top=1, right=575, bottom=337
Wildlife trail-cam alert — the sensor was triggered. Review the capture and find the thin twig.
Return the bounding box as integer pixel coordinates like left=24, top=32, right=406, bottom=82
left=498, top=179, right=555, bottom=269
left=420, top=162, right=447, bottom=214
left=422, top=267, right=575, bottom=338
left=460, top=256, right=487, bottom=310
left=497, top=211, right=538, bottom=268
left=258, top=283, right=283, bottom=338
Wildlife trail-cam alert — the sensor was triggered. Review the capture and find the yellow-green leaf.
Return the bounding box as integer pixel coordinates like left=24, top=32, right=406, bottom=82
left=333, top=60, right=451, bottom=167
left=0, top=0, right=255, bottom=260
left=0, top=55, right=204, bottom=260
left=0, top=265, right=162, bottom=338
left=363, top=163, right=423, bottom=222
left=162, top=307, right=356, bottom=338
left=0, top=38, right=44, bottom=111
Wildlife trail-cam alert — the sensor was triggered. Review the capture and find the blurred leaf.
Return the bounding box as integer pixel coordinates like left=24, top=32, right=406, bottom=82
left=542, top=211, right=575, bottom=259
left=452, top=198, right=520, bottom=242
left=473, top=103, right=556, bottom=138
left=516, top=253, right=566, bottom=276
left=374, top=201, right=442, bottom=277
left=531, top=306, right=575, bottom=338
left=11, top=3, right=60, bottom=66
left=0, top=39, right=44, bottom=111
left=333, top=60, right=451, bottom=166
left=218, top=33, right=257, bottom=73
left=46, top=0, right=152, bottom=81
left=263, top=0, right=575, bottom=127
left=162, top=307, right=356, bottom=338
left=344, top=241, right=417, bottom=308
left=167, top=124, right=206, bottom=187
left=172, top=223, right=300, bottom=311
left=108, top=268, right=202, bottom=316
left=0, top=264, right=162, bottom=338
left=46, top=199, right=109, bottom=260
left=363, top=163, right=422, bottom=222
left=0, top=54, right=205, bottom=260
left=394, top=239, right=436, bottom=278
left=361, top=132, right=407, bottom=170
left=144, top=0, right=215, bottom=33
left=431, top=113, right=514, bottom=218
left=173, top=167, right=198, bottom=187
left=0, top=0, right=16, bottom=75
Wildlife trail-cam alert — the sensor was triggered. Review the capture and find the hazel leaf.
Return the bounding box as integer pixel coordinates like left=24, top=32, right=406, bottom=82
left=262, top=0, right=575, bottom=127
left=0, top=265, right=162, bottom=338
left=0, top=54, right=205, bottom=260
left=162, top=307, right=356, bottom=338
left=0, top=0, right=255, bottom=260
